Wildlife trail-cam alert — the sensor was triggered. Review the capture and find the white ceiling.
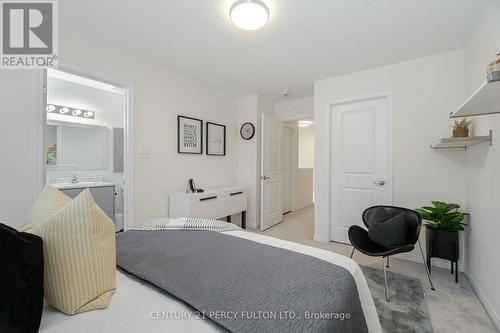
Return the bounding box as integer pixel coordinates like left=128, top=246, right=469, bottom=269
left=60, top=0, right=492, bottom=101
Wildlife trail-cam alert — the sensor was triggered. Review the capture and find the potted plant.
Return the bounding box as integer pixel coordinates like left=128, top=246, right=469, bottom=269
left=451, top=118, right=472, bottom=138
left=487, top=53, right=500, bottom=82
left=415, top=201, right=469, bottom=282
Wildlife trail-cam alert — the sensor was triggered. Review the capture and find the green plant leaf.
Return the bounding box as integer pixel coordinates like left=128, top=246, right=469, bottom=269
left=418, top=201, right=469, bottom=232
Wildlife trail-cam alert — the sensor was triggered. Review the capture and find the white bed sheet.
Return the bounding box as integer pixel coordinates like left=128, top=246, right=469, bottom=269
left=40, top=230, right=382, bottom=333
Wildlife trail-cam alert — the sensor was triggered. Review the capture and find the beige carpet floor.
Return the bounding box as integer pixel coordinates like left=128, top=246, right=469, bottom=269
left=249, top=205, right=498, bottom=333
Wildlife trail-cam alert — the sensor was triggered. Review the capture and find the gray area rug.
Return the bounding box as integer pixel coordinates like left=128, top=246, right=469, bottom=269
left=361, top=265, right=433, bottom=333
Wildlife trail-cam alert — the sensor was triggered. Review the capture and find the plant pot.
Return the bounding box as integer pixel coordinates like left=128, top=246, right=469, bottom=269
left=486, top=53, right=500, bottom=77
left=487, top=70, right=500, bottom=82
left=453, top=128, right=469, bottom=138
left=426, top=228, right=459, bottom=261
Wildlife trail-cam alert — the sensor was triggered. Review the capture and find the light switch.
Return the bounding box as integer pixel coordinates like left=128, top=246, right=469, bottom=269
left=139, top=149, right=151, bottom=159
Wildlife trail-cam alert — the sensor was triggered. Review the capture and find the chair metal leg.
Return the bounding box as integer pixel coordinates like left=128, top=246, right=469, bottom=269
left=418, top=240, right=436, bottom=291
left=350, top=247, right=355, bottom=259
left=383, top=257, right=389, bottom=302
left=386, top=257, right=390, bottom=268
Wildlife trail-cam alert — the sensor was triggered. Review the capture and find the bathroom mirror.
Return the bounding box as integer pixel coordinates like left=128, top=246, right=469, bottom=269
left=46, top=121, right=107, bottom=170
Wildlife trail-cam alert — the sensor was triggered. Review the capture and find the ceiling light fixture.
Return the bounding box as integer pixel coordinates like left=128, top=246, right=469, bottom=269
left=230, top=0, right=269, bottom=31
left=46, top=104, right=95, bottom=119
left=298, top=123, right=310, bottom=128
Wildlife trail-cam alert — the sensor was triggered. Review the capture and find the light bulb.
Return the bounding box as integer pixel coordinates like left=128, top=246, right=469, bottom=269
left=230, top=0, right=269, bottom=31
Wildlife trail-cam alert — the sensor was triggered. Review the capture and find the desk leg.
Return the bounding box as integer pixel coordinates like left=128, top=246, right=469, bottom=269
left=241, top=211, right=246, bottom=230
left=226, top=215, right=231, bottom=223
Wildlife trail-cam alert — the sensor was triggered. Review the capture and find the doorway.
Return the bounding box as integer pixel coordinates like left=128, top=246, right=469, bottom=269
left=283, top=118, right=315, bottom=213
left=259, top=115, right=315, bottom=236
left=36, top=64, right=134, bottom=231
left=329, top=95, right=393, bottom=243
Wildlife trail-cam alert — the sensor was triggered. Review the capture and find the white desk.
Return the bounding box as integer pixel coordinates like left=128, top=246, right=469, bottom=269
left=169, top=186, right=247, bottom=229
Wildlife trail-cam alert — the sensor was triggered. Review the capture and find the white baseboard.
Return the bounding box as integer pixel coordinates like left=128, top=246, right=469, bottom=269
left=464, top=272, right=500, bottom=331
left=395, top=252, right=465, bottom=272
left=294, top=202, right=314, bottom=211
left=245, top=220, right=258, bottom=229
left=313, top=234, right=329, bottom=243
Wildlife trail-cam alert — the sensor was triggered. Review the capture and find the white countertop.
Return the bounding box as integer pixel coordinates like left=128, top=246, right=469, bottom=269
left=50, top=182, right=116, bottom=190
left=170, top=186, right=246, bottom=197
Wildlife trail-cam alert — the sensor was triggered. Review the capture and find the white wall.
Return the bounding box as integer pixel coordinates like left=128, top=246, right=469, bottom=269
left=237, top=94, right=275, bottom=228
left=462, top=1, right=500, bottom=328
left=0, top=70, right=39, bottom=228
left=296, top=123, right=314, bottom=209
left=314, top=50, right=467, bottom=263
left=63, top=39, right=240, bottom=227
left=237, top=95, right=259, bottom=227
left=298, top=124, right=315, bottom=169
left=295, top=168, right=314, bottom=209
left=275, top=96, right=314, bottom=121
left=0, top=37, right=239, bottom=228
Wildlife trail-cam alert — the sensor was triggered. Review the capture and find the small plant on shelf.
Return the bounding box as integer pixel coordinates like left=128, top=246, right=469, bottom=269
left=451, top=118, right=472, bottom=138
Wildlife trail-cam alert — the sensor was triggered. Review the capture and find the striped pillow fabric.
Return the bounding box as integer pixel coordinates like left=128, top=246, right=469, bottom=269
left=20, top=184, right=71, bottom=232
left=32, top=189, right=116, bottom=315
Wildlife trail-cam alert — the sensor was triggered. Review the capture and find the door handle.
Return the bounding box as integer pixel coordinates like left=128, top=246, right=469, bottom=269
left=261, top=176, right=270, bottom=180
left=374, top=180, right=385, bottom=186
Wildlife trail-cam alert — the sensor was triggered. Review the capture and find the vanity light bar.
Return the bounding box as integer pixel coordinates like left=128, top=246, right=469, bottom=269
left=46, top=104, right=95, bottom=119
left=298, top=120, right=313, bottom=127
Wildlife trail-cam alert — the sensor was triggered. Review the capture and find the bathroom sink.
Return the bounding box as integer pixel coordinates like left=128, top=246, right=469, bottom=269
left=74, top=182, right=100, bottom=186
left=51, top=181, right=115, bottom=189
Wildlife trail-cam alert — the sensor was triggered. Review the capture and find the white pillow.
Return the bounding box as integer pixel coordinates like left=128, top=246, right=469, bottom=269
left=32, top=189, right=116, bottom=315
left=20, top=184, right=71, bottom=232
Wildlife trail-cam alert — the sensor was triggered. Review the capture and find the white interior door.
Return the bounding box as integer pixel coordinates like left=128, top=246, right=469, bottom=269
left=282, top=126, right=292, bottom=214
left=261, top=113, right=283, bottom=230
left=330, top=96, right=392, bottom=243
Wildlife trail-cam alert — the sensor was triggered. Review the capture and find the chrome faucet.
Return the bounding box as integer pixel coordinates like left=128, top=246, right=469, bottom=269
left=71, top=174, right=79, bottom=184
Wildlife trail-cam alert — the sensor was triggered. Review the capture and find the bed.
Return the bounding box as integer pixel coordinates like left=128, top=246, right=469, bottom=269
left=39, top=228, right=382, bottom=333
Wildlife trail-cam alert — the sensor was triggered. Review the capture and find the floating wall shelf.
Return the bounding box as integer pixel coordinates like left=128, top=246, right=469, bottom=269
left=451, top=79, right=500, bottom=118
left=431, top=130, right=493, bottom=150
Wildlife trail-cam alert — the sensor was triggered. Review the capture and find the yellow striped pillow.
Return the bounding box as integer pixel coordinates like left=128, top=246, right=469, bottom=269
left=32, top=189, right=116, bottom=315
left=20, top=184, right=71, bottom=232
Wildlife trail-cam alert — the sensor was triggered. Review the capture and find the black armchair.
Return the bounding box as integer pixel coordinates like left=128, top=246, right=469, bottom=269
left=348, top=205, right=435, bottom=302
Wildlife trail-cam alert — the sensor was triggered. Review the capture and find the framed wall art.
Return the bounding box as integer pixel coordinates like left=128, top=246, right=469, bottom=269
left=206, top=122, right=226, bottom=156
left=178, top=116, right=203, bottom=154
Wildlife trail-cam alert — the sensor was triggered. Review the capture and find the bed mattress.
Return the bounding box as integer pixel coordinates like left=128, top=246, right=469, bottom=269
left=40, top=230, right=381, bottom=333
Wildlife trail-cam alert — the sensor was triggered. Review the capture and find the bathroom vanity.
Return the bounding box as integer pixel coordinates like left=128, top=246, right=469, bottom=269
left=51, top=182, right=117, bottom=229
left=45, top=119, right=124, bottom=232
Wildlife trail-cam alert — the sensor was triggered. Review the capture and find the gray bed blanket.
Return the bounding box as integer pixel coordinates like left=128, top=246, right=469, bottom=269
left=116, top=230, right=368, bottom=333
